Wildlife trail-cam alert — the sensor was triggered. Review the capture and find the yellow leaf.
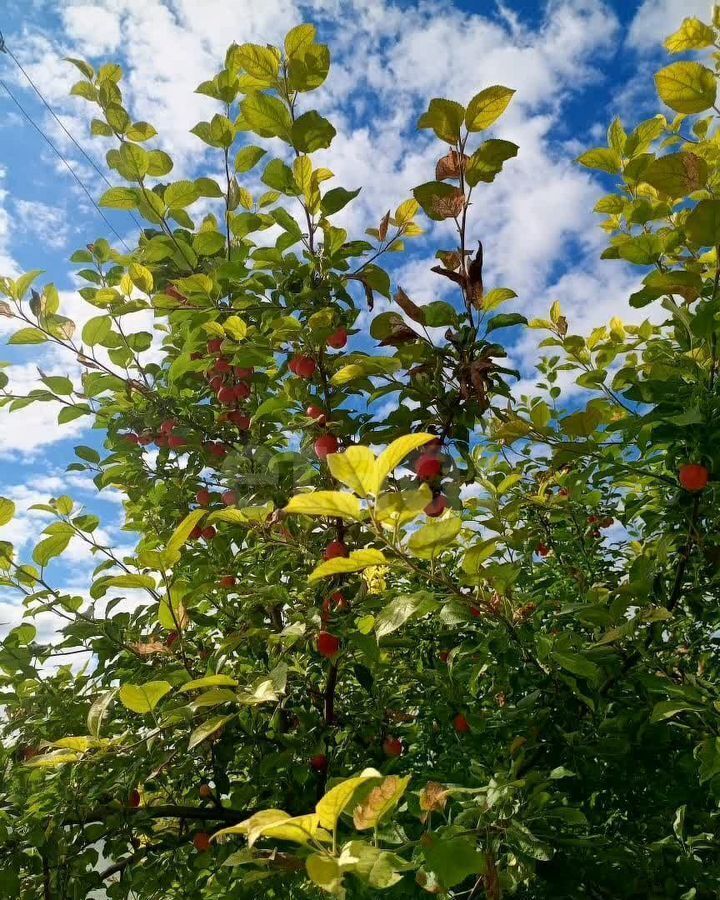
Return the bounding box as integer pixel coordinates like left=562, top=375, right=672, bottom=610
left=309, top=549, right=388, bottom=583
left=465, top=85, right=515, bottom=131
left=213, top=809, right=289, bottom=844
left=316, top=769, right=382, bottom=830
left=373, top=433, right=435, bottom=495
left=352, top=775, right=411, bottom=830
left=375, top=486, right=431, bottom=526
left=655, top=62, right=716, bottom=114
left=407, top=515, right=461, bottom=559
left=306, top=853, right=345, bottom=897
left=285, top=491, right=362, bottom=521
left=119, top=681, right=172, bottom=714
left=177, top=675, right=238, bottom=692
left=394, top=198, right=419, bottom=225
left=664, top=18, right=715, bottom=54
left=262, top=813, right=328, bottom=845
left=52, top=736, right=109, bottom=752
left=166, top=509, right=206, bottom=559
left=224, top=315, right=247, bottom=341
left=24, top=750, right=82, bottom=768
left=326, top=446, right=377, bottom=497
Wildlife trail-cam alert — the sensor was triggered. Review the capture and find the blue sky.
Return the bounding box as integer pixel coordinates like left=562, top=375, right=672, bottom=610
left=0, top=0, right=710, bottom=650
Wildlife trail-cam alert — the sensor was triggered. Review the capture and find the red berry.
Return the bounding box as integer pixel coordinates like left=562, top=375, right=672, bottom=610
left=166, top=631, right=179, bottom=647
left=234, top=366, right=254, bottom=380
left=137, top=433, right=153, bottom=446
left=314, top=434, right=339, bottom=459
left=167, top=434, right=186, bottom=449
left=310, top=753, right=328, bottom=773
left=160, top=419, right=176, bottom=434
left=678, top=463, right=709, bottom=492
left=424, top=494, right=448, bottom=517
left=326, top=327, right=348, bottom=349
left=383, top=736, right=403, bottom=758
left=222, top=490, right=237, bottom=507
left=217, top=386, right=237, bottom=407
left=207, top=338, right=223, bottom=354
left=324, top=540, right=348, bottom=561
left=425, top=437, right=443, bottom=454
left=208, top=443, right=228, bottom=459
left=415, top=455, right=442, bottom=481
left=470, top=606, right=482, bottom=618
left=213, top=358, right=232, bottom=375
left=201, top=526, right=216, bottom=541
left=199, top=783, right=213, bottom=799
left=306, top=405, right=327, bottom=425
left=193, top=832, right=211, bottom=852
left=292, top=355, right=316, bottom=379
left=154, top=433, right=168, bottom=448
left=288, top=357, right=299, bottom=375
left=321, top=591, right=349, bottom=623
left=227, top=410, right=251, bottom=430
left=438, top=650, right=449, bottom=664
left=316, top=631, right=341, bottom=659
left=128, top=789, right=141, bottom=808
left=189, top=526, right=203, bottom=540
left=453, top=713, right=470, bottom=734
left=219, top=575, right=236, bottom=588
left=124, top=432, right=140, bottom=445
left=196, top=489, right=212, bottom=507
left=587, top=515, right=599, bottom=524
left=209, top=375, right=225, bottom=393
left=537, top=543, right=550, bottom=557
left=234, top=382, right=251, bottom=401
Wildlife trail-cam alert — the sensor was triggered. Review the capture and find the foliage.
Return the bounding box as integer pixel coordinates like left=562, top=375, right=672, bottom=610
left=2, top=11, right=720, bottom=900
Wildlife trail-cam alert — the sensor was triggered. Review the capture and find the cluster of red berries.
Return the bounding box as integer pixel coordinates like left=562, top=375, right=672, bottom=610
left=123, top=418, right=186, bottom=450
left=204, top=338, right=254, bottom=414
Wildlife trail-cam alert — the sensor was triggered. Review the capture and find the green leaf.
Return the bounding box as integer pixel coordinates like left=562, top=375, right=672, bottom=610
left=0, top=498, right=15, bottom=527
left=465, top=85, right=515, bottom=131
left=577, top=148, right=622, bottom=174
left=234, top=145, right=267, bottom=173
left=241, top=92, right=292, bottom=140
left=291, top=110, right=336, bottom=153
left=285, top=491, right=362, bottom=521
left=643, top=152, right=707, bottom=199
left=261, top=159, right=300, bottom=195
left=231, top=43, right=280, bottom=83
left=686, top=199, right=720, bottom=246
left=189, top=714, right=235, bottom=750
left=375, top=593, right=437, bottom=639
left=465, top=139, right=518, bottom=187
left=87, top=690, right=116, bottom=738
left=306, top=854, right=343, bottom=894
left=98, top=187, right=138, bottom=210
left=8, top=327, right=48, bottom=345
left=104, top=574, right=157, bottom=591
left=417, top=98, right=465, bottom=143
left=165, top=180, right=200, bottom=209
left=486, top=312, right=527, bottom=333
left=321, top=187, right=360, bottom=216
left=655, top=62, right=717, bottom=114
left=33, top=532, right=72, bottom=567
left=178, top=675, right=239, bottom=692
left=119, top=681, right=172, bottom=714
left=552, top=651, right=601, bottom=685
left=413, top=181, right=464, bottom=221
left=422, top=829, right=486, bottom=890
left=407, top=515, right=462, bottom=560
left=650, top=700, right=703, bottom=723
left=82, top=315, right=112, bottom=346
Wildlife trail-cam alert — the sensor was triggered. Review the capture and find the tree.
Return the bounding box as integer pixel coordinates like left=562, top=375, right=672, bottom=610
left=1, top=10, right=720, bottom=899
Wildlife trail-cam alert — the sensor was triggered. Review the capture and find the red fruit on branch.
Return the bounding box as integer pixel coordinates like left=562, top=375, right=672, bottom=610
left=470, top=606, right=482, bottom=618
left=207, top=338, right=223, bottom=354
left=314, top=434, right=339, bottom=459
left=219, top=575, right=236, bottom=588
left=124, top=433, right=140, bottom=445
left=201, top=526, right=216, bottom=541
left=199, top=783, right=213, bottom=799
left=189, top=526, right=203, bottom=540
left=212, top=358, right=232, bottom=375
left=227, top=410, right=251, bottom=429
left=167, top=434, right=186, bottom=449
left=306, top=405, right=327, bottom=425
left=678, top=463, right=709, bottom=492
left=222, top=490, right=237, bottom=506
left=326, top=327, right=347, bottom=349
left=424, top=494, right=448, bottom=517
left=537, top=543, right=550, bottom=557
left=207, top=443, right=228, bottom=459
left=234, top=366, right=254, bottom=380
left=209, top=375, right=225, bottom=393
left=324, top=540, right=348, bottom=560
left=193, top=832, right=211, bottom=852
left=217, top=386, right=237, bottom=407
left=316, top=631, right=341, bottom=658
left=137, top=433, right=153, bottom=446
left=382, top=736, right=403, bottom=757
left=310, top=753, right=329, bottom=773
left=233, top=382, right=251, bottom=401
left=196, top=489, right=211, bottom=507
left=321, top=591, right=349, bottom=623
left=160, top=420, right=176, bottom=434
left=415, top=455, right=442, bottom=481
left=453, top=713, right=470, bottom=734
left=128, top=789, right=141, bottom=808
left=292, top=355, right=316, bottom=378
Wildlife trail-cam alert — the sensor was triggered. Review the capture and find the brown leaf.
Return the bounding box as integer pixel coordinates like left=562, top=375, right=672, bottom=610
left=436, top=250, right=463, bottom=271
left=379, top=323, right=420, bottom=346
left=352, top=775, right=410, bottom=830
left=394, top=286, right=426, bottom=324
left=431, top=265, right=465, bottom=287
left=431, top=187, right=465, bottom=219
left=419, top=781, right=448, bottom=815
left=130, top=641, right=169, bottom=656
left=556, top=315, right=568, bottom=337
left=378, top=210, right=391, bottom=242
left=435, top=150, right=469, bottom=181
left=0, top=301, right=12, bottom=318
left=467, top=241, right=484, bottom=308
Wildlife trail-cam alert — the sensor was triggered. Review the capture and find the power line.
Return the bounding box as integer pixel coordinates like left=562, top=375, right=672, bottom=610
left=0, top=76, right=132, bottom=251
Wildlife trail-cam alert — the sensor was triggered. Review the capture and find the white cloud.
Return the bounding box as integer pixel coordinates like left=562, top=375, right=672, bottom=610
left=13, top=199, right=71, bottom=249
left=61, top=5, right=123, bottom=56
left=627, top=0, right=713, bottom=51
